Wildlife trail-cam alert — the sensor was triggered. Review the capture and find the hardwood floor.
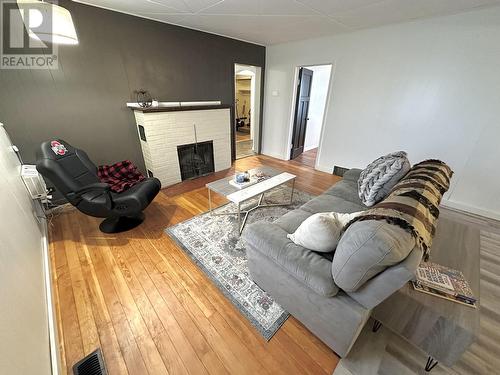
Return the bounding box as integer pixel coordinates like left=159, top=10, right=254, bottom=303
left=293, top=148, right=318, bottom=168
left=48, top=155, right=341, bottom=375
left=236, top=131, right=251, bottom=142
left=235, top=140, right=255, bottom=159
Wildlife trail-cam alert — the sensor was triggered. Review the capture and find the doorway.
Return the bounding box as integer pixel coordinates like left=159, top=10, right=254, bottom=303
left=289, top=64, right=332, bottom=168
left=234, top=64, right=262, bottom=159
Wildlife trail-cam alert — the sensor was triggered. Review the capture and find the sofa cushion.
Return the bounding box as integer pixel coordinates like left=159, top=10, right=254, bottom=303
left=342, top=168, right=362, bottom=182
left=324, top=179, right=366, bottom=206
left=301, top=194, right=366, bottom=214
left=332, top=220, right=416, bottom=292
left=347, top=246, right=423, bottom=309
left=275, top=208, right=313, bottom=233
left=243, top=221, right=339, bottom=297
left=358, top=151, right=411, bottom=206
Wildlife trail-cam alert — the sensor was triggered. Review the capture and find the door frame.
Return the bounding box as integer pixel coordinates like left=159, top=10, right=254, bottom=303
left=231, top=62, right=265, bottom=161
left=285, top=63, right=335, bottom=170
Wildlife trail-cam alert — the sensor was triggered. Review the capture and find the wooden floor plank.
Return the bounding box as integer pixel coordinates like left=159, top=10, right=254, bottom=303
left=128, top=237, right=230, bottom=375
left=63, top=218, right=101, bottom=355
left=68, top=214, right=130, bottom=375
left=49, top=155, right=341, bottom=374
left=49, top=225, right=68, bottom=373
left=51, top=221, right=85, bottom=371
left=98, top=237, right=170, bottom=375
left=117, top=238, right=199, bottom=375
left=292, top=148, right=318, bottom=168
left=81, top=216, right=151, bottom=375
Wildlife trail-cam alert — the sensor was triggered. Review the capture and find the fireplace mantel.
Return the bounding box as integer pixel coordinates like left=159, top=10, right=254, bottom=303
left=132, top=104, right=231, bottom=113
left=132, top=107, right=231, bottom=187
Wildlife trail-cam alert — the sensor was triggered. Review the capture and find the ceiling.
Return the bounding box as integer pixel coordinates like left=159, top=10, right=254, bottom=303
left=74, top=0, right=500, bottom=45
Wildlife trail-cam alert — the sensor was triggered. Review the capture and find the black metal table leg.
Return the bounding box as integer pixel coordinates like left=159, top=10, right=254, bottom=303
left=372, top=320, right=382, bottom=332
left=425, top=356, right=438, bottom=372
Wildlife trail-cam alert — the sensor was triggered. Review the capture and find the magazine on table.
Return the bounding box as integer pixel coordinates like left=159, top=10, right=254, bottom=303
left=411, top=262, right=477, bottom=308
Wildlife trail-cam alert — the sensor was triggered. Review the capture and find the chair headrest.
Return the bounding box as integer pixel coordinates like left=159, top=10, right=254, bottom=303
left=38, top=139, right=76, bottom=160
left=36, top=139, right=99, bottom=196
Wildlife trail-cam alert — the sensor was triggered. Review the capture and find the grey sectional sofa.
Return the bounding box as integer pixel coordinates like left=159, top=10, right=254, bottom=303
left=243, top=169, right=423, bottom=357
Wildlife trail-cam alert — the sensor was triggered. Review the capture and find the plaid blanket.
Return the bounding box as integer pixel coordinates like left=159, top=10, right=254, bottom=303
left=97, top=160, right=145, bottom=193
left=346, top=160, right=453, bottom=259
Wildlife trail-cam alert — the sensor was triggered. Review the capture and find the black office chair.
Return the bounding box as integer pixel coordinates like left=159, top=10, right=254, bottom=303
left=36, top=139, right=161, bottom=233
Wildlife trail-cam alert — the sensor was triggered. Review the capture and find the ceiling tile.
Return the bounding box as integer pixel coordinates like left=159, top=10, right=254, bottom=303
left=332, top=0, right=438, bottom=29
left=75, top=0, right=500, bottom=45
left=265, top=16, right=350, bottom=44
left=199, top=0, right=317, bottom=16
left=177, top=14, right=347, bottom=44
left=135, top=13, right=189, bottom=24
left=77, top=0, right=188, bottom=14
left=151, top=0, right=223, bottom=13
left=294, top=0, right=387, bottom=15
left=416, top=0, right=500, bottom=15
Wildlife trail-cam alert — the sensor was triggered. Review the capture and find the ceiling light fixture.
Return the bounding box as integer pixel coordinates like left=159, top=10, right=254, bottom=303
left=17, top=0, right=78, bottom=45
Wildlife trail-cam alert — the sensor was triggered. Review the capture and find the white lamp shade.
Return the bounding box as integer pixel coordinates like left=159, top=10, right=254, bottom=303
left=18, top=0, right=78, bottom=45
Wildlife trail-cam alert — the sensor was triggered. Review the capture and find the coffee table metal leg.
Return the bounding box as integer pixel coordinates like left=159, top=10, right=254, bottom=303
left=237, top=202, right=241, bottom=231
left=372, top=320, right=382, bottom=332
left=257, top=192, right=264, bottom=205
left=211, top=181, right=297, bottom=235
left=425, top=356, right=438, bottom=372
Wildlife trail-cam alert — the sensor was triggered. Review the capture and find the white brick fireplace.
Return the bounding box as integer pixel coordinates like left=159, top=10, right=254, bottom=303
left=133, top=106, right=232, bottom=187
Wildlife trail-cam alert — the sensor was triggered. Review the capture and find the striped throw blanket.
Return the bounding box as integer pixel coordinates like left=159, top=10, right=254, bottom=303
left=346, top=160, right=453, bottom=259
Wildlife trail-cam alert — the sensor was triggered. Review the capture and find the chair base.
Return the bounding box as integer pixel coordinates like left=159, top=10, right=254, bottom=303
left=99, top=212, right=145, bottom=233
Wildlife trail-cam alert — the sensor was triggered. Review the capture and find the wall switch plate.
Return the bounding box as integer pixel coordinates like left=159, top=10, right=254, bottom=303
left=272, top=90, right=279, bottom=96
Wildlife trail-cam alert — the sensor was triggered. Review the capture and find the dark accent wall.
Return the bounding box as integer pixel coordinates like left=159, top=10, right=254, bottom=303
left=0, top=0, right=265, bottom=172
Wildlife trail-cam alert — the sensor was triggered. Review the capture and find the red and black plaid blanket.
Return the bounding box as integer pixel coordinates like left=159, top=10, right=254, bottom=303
left=97, top=160, right=145, bottom=193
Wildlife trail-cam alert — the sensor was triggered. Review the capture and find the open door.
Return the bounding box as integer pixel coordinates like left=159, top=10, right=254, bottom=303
left=234, top=64, right=262, bottom=160
left=290, top=67, right=313, bottom=159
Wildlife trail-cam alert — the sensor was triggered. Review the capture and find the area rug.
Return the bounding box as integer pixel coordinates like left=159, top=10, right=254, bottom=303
left=166, top=185, right=314, bottom=340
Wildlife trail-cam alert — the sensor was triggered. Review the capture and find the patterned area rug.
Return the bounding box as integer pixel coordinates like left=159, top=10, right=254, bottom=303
left=166, top=185, right=314, bottom=340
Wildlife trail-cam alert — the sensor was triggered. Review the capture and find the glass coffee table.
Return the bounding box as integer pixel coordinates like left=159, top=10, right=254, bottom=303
left=206, top=166, right=296, bottom=235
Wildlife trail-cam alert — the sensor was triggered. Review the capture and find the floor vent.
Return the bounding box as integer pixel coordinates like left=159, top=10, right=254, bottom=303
left=333, top=165, right=349, bottom=177
left=73, top=348, right=107, bottom=375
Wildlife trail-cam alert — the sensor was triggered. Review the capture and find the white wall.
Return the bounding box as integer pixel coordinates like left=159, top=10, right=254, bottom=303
left=262, top=6, right=500, bottom=220
left=303, top=65, right=332, bottom=152
left=0, top=124, right=53, bottom=374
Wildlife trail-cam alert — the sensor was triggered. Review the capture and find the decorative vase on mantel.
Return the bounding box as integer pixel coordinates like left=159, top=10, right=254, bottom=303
left=135, top=90, right=153, bottom=108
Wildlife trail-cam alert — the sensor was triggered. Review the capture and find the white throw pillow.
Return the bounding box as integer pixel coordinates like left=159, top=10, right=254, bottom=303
left=287, top=212, right=362, bottom=253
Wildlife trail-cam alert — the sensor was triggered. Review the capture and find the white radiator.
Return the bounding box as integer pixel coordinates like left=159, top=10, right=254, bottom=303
left=21, top=165, right=47, bottom=200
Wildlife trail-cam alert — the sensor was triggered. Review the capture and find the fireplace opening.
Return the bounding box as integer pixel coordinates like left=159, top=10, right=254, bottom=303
left=177, top=141, right=215, bottom=181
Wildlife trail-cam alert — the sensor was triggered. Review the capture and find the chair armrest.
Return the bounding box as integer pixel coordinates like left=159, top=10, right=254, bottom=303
left=69, top=183, right=112, bottom=210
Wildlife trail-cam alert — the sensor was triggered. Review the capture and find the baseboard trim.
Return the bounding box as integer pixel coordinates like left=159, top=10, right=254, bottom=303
left=261, top=151, right=286, bottom=160
left=442, top=200, right=500, bottom=223
left=315, top=164, right=334, bottom=174
left=38, top=202, right=60, bottom=375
